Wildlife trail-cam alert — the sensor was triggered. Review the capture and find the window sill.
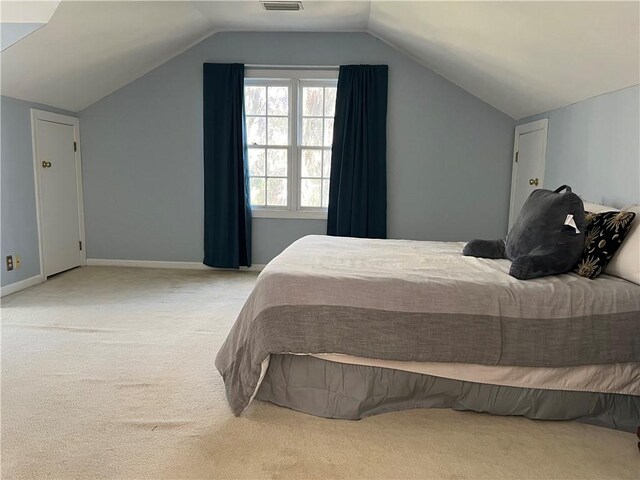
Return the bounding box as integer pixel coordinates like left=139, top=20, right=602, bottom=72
left=251, top=209, right=328, bottom=220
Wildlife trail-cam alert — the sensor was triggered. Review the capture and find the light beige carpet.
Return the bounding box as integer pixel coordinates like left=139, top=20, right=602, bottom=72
left=1, top=266, right=637, bottom=479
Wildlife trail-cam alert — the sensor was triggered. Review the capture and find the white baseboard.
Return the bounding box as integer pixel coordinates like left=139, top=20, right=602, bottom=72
left=1, top=274, right=45, bottom=297
left=86, top=259, right=265, bottom=272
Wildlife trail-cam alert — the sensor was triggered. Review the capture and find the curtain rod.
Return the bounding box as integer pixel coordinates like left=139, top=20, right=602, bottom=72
left=245, top=64, right=339, bottom=71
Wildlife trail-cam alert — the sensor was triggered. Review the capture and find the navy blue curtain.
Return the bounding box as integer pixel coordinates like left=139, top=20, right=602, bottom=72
left=203, top=63, right=251, bottom=268
left=327, top=65, right=388, bottom=238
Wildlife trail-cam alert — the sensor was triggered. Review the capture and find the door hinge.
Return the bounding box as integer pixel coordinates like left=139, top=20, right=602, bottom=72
left=79, top=241, right=83, bottom=251
left=74, top=141, right=77, bottom=152
left=515, top=151, right=519, bottom=162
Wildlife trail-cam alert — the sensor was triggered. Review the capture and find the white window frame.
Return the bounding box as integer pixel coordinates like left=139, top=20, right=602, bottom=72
left=245, top=68, right=338, bottom=220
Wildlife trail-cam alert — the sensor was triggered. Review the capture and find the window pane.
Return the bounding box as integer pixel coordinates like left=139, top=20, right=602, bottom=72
left=245, top=86, right=266, bottom=115
left=301, top=149, right=322, bottom=177
left=267, top=149, right=287, bottom=176
left=248, top=148, right=265, bottom=176
left=302, top=118, right=323, bottom=146
left=267, top=117, right=288, bottom=145
left=322, top=150, right=332, bottom=178
left=301, top=178, right=322, bottom=207
left=303, top=87, right=323, bottom=116
left=246, top=116, right=266, bottom=145
left=322, top=179, right=330, bottom=207
left=250, top=177, right=265, bottom=206
left=267, top=178, right=287, bottom=206
left=323, top=118, right=334, bottom=147
left=267, top=86, right=288, bottom=115
left=324, top=87, right=337, bottom=117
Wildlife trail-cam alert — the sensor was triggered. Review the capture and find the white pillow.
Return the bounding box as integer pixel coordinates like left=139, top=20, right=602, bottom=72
left=582, top=201, right=640, bottom=285
left=604, top=205, right=640, bottom=285
left=582, top=201, right=617, bottom=213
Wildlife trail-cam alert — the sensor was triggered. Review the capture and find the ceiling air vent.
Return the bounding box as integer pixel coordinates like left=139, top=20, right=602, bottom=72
left=260, top=1, right=303, bottom=11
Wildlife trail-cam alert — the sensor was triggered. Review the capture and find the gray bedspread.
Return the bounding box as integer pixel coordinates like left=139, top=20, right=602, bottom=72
left=257, top=354, right=640, bottom=431
left=215, top=235, right=640, bottom=415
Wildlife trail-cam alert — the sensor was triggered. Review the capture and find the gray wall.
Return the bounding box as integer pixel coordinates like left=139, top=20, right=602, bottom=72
left=0, top=95, right=76, bottom=287
left=79, top=32, right=515, bottom=264
left=519, top=85, right=639, bottom=208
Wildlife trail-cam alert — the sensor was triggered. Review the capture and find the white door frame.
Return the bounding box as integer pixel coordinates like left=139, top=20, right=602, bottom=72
left=508, top=118, right=549, bottom=229
left=30, top=109, right=86, bottom=281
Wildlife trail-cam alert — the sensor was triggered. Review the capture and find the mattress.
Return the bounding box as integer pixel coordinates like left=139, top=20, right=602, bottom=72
left=216, top=235, right=640, bottom=415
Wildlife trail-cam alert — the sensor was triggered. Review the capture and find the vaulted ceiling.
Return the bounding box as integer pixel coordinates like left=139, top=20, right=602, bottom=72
left=1, top=1, right=638, bottom=119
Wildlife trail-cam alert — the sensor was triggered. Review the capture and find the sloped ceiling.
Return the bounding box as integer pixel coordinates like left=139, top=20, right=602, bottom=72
left=0, top=1, right=214, bottom=112
left=1, top=1, right=638, bottom=119
left=369, top=1, right=640, bottom=120
left=1, top=1, right=60, bottom=51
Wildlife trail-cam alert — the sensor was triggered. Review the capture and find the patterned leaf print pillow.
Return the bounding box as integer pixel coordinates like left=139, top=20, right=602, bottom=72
left=574, top=210, right=637, bottom=279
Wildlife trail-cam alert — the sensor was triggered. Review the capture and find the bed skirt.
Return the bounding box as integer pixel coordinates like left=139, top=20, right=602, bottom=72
left=255, top=354, right=640, bottom=432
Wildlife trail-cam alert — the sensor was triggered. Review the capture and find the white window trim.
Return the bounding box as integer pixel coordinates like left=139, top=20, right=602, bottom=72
left=250, top=209, right=329, bottom=220
left=245, top=68, right=338, bottom=220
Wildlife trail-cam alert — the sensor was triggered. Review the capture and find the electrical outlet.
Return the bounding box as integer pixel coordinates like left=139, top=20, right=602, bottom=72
left=15, top=256, right=21, bottom=269
left=6, top=255, right=14, bottom=271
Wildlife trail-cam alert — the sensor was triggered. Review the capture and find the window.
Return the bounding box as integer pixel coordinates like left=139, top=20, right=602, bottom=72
left=245, top=83, right=289, bottom=208
left=244, top=69, right=338, bottom=219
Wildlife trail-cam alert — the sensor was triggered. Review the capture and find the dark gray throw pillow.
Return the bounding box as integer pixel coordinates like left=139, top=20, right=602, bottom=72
left=462, top=239, right=505, bottom=259
left=463, top=185, right=586, bottom=280
left=506, top=185, right=586, bottom=279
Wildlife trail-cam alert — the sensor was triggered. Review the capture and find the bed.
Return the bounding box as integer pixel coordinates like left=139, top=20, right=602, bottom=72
left=216, top=235, right=640, bottom=431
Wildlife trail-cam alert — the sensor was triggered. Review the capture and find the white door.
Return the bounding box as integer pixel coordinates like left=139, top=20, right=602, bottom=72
left=34, top=116, right=83, bottom=276
left=508, top=119, right=548, bottom=228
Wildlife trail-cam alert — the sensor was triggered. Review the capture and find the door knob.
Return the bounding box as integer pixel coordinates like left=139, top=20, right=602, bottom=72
left=41, top=161, right=52, bottom=168
left=529, top=178, right=539, bottom=186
